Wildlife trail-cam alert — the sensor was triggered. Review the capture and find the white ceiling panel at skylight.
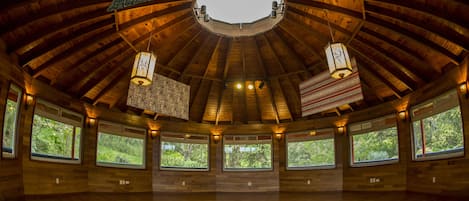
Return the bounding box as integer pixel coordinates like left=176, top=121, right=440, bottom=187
left=196, top=0, right=273, bottom=24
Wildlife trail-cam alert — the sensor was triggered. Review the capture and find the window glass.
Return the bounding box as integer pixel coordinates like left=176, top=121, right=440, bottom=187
left=411, top=90, right=464, bottom=160
left=287, top=129, right=335, bottom=169
left=31, top=100, right=83, bottom=163
left=97, top=121, right=146, bottom=169
left=349, top=115, right=399, bottom=166
left=223, top=135, right=272, bottom=170
left=160, top=133, right=209, bottom=170
left=2, top=84, right=22, bottom=157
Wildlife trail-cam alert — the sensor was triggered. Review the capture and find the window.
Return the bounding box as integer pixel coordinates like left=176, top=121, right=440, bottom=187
left=223, top=135, right=272, bottom=171
left=31, top=100, right=83, bottom=163
left=349, top=115, right=399, bottom=166
left=97, top=121, right=146, bottom=169
left=160, top=132, right=209, bottom=171
left=2, top=83, right=22, bottom=158
left=286, top=129, right=335, bottom=170
left=196, top=0, right=274, bottom=24
left=411, top=90, right=464, bottom=160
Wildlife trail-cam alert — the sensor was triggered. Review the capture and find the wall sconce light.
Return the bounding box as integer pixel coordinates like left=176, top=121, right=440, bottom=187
left=87, top=118, right=96, bottom=128
left=337, top=126, right=345, bottom=134
left=275, top=133, right=283, bottom=141
left=309, top=130, right=317, bottom=136
left=184, top=134, right=191, bottom=139
left=150, top=130, right=160, bottom=139
left=398, top=110, right=407, bottom=121
left=459, top=81, right=468, bottom=98
left=213, top=135, right=220, bottom=144
left=25, top=94, right=34, bottom=110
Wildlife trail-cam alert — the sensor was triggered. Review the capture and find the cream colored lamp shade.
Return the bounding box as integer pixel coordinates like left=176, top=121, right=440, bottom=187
left=325, top=42, right=352, bottom=79
left=131, top=51, right=157, bottom=86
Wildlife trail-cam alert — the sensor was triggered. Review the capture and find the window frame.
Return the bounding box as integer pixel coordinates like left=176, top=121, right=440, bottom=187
left=222, top=134, right=273, bottom=172
left=30, top=99, right=84, bottom=164
left=349, top=114, right=400, bottom=167
left=159, top=132, right=210, bottom=172
left=286, top=128, right=336, bottom=170
left=1, top=82, right=23, bottom=159
left=410, top=90, right=465, bottom=161
left=96, top=121, right=147, bottom=170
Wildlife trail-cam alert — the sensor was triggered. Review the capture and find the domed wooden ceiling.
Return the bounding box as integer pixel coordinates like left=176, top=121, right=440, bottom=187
left=0, top=0, right=468, bottom=124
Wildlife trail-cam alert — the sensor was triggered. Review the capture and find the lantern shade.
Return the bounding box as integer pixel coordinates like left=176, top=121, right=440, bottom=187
left=131, top=51, right=157, bottom=86
left=324, top=42, right=352, bottom=79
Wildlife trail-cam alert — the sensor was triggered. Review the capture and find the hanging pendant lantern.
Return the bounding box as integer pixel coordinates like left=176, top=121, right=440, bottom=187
left=131, top=51, right=157, bottom=86
left=325, top=42, right=352, bottom=79
left=324, top=10, right=352, bottom=79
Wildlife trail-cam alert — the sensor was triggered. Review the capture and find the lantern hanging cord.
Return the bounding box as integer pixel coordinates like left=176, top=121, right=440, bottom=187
left=325, top=9, right=335, bottom=43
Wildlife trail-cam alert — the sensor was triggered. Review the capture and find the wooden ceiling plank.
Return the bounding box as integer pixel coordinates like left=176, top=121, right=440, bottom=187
left=289, top=0, right=461, bottom=64
left=271, top=28, right=314, bottom=78
left=164, top=30, right=204, bottom=72
left=200, top=37, right=224, bottom=121
left=50, top=37, right=123, bottom=86
left=252, top=81, right=263, bottom=123
left=365, top=2, right=468, bottom=51
left=240, top=39, right=248, bottom=124
left=360, top=78, right=384, bottom=102
left=74, top=52, right=134, bottom=98
left=9, top=9, right=112, bottom=53
left=259, top=34, right=296, bottom=121
left=21, top=17, right=115, bottom=68
left=287, top=6, right=353, bottom=36
left=28, top=4, right=191, bottom=76
left=353, top=35, right=422, bottom=89
left=373, top=0, right=469, bottom=30
left=0, top=0, right=111, bottom=36
left=91, top=68, right=131, bottom=105
left=177, top=34, right=215, bottom=81
left=276, top=24, right=327, bottom=73
left=32, top=27, right=117, bottom=78
left=254, top=36, right=279, bottom=123
left=365, top=15, right=461, bottom=64
left=215, top=39, right=234, bottom=125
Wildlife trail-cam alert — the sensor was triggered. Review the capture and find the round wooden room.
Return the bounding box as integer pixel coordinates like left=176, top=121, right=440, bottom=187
left=0, top=0, right=468, bottom=201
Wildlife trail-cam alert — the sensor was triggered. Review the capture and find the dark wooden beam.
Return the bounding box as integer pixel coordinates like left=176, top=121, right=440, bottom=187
left=254, top=36, right=280, bottom=124
left=164, top=30, right=204, bottom=70
left=287, top=6, right=353, bottom=35
left=240, top=39, right=248, bottom=124
left=9, top=9, right=113, bottom=53
left=259, top=34, right=296, bottom=121
left=288, top=0, right=362, bottom=19
left=0, top=0, right=111, bottom=36
left=365, top=2, right=468, bottom=51
left=215, top=39, right=233, bottom=125
left=91, top=68, right=131, bottom=105
left=177, top=34, right=216, bottom=81
left=20, top=17, right=115, bottom=68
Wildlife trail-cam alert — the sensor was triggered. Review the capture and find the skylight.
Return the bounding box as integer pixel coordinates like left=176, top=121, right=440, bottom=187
left=196, top=0, right=273, bottom=24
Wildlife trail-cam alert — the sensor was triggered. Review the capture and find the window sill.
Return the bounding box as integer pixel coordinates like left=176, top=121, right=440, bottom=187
left=223, top=168, right=273, bottom=172
left=286, top=165, right=336, bottom=171
left=2, top=152, right=16, bottom=159
left=31, top=155, right=80, bottom=165
left=350, top=159, right=398, bottom=168
left=413, top=151, right=464, bottom=162
left=160, top=167, right=209, bottom=172
left=96, top=162, right=145, bottom=170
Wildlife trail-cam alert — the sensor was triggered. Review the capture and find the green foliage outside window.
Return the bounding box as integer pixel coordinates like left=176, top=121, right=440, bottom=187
left=3, top=99, right=19, bottom=154
left=160, top=141, right=208, bottom=169
left=224, top=144, right=271, bottom=169
left=97, top=132, right=144, bottom=166
left=288, top=138, right=335, bottom=168
left=31, top=115, right=81, bottom=159
left=412, top=107, right=463, bottom=157
left=352, top=127, right=399, bottom=163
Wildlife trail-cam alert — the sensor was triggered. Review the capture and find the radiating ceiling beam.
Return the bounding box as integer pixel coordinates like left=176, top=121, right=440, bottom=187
left=215, top=39, right=234, bottom=125
left=91, top=68, right=131, bottom=105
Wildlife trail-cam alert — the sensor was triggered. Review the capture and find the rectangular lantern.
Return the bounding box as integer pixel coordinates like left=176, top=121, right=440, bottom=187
left=131, top=51, right=157, bottom=86
left=324, top=42, right=352, bottom=79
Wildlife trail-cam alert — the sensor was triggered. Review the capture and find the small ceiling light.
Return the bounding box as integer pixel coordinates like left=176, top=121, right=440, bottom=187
left=236, top=83, right=243, bottom=89
left=324, top=10, right=352, bottom=79
left=248, top=84, right=254, bottom=90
